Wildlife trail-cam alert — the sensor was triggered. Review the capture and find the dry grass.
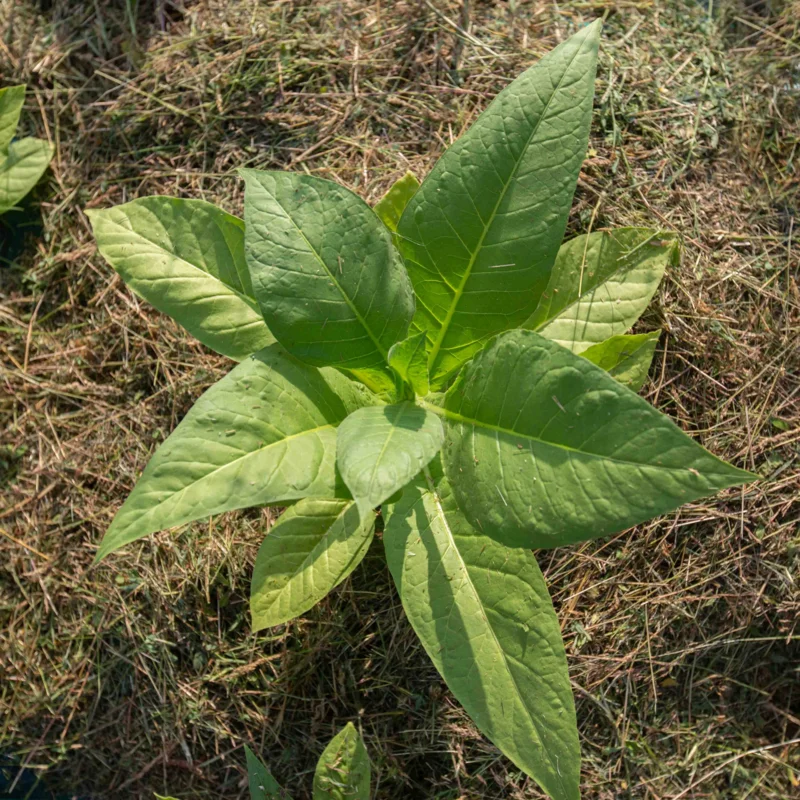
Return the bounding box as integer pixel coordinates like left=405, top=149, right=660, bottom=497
left=1, top=1, right=798, bottom=798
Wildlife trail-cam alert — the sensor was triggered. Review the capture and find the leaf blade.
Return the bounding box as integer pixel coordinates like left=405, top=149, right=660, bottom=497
left=245, top=745, right=287, bottom=800
left=251, top=498, right=374, bottom=630
left=398, top=21, right=601, bottom=388
left=374, top=170, right=419, bottom=233
left=0, top=137, right=53, bottom=214
left=96, top=345, right=371, bottom=561
left=87, top=197, right=274, bottom=361
left=0, top=84, right=25, bottom=154
left=387, top=330, right=429, bottom=396
left=581, top=330, right=661, bottom=391
left=526, top=228, right=676, bottom=353
left=384, top=474, right=580, bottom=800
left=441, top=330, right=754, bottom=548
left=242, top=170, right=414, bottom=382
left=336, top=402, right=444, bottom=512
left=312, top=723, right=370, bottom=800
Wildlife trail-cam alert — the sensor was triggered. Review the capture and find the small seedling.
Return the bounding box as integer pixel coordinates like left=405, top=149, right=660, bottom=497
left=156, top=722, right=369, bottom=800
left=88, top=21, right=753, bottom=800
left=0, top=85, right=53, bottom=215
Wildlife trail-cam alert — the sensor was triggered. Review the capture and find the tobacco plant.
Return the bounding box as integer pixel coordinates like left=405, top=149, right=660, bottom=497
left=159, top=722, right=369, bottom=800
left=88, top=21, right=753, bottom=800
left=0, top=85, right=53, bottom=215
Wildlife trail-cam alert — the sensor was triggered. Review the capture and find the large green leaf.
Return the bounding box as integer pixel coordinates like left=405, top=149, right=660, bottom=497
left=336, top=402, right=444, bottom=512
left=438, top=330, right=753, bottom=549
left=0, top=137, right=54, bottom=215
left=397, top=21, right=601, bottom=389
left=242, top=170, right=415, bottom=391
left=95, top=345, right=376, bottom=561
left=384, top=473, right=580, bottom=800
left=312, top=723, right=370, bottom=800
left=373, top=170, right=419, bottom=233
left=524, top=228, right=676, bottom=353
left=387, top=330, right=429, bottom=396
left=245, top=745, right=287, bottom=800
left=251, top=498, right=374, bottom=630
left=0, top=85, right=25, bottom=153
left=87, top=197, right=274, bottom=361
left=581, top=330, right=661, bottom=391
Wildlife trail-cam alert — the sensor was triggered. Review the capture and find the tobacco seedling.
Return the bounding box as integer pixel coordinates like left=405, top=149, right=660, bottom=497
left=157, top=722, right=369, bottom=800
left=88, top=21, right=753, bottom=800
left=0, top=85, right=54, bottom=215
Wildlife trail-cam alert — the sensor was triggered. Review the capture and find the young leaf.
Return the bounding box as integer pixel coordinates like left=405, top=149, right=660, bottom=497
left=242, top=170, right=415, bottom=389
left=439, top=329, right=754, bottom=549
left=384, top=474, right=580, bottom=800
left=245, top=745, right=287, bottom=800
left=336, top=402, right=444, bottom=512
left=373, top=170, right=419, bottom=232
left=0, top=137, right=54, bottom=215
left=397, top=21, right=601, bottom=389
left=87, top=197, right=274, bottom=361
left=0, top=85, right=25, bottom=153
left=581, top=330, right=661, bottom=391
left=95, top=344, right=372, bottom=561
left=312, top=723, right=370, bottom=800
left=524, top=228, right=677, bottom=353
left=251, top=498, right=374, bottom=630
left=387, top=330, right=429, bottom=396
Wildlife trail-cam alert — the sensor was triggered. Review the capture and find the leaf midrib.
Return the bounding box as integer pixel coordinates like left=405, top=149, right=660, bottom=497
left=108, top=423, right=335, bottom=546
left=420, top=399, right=742, bottom=479
left=425, top=38, right=588, bottom=380
left=420, top=468, right=567, bottom=795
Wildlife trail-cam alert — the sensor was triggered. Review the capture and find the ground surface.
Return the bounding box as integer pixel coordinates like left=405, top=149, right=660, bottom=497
left=1, top=1, right=798, bottom=798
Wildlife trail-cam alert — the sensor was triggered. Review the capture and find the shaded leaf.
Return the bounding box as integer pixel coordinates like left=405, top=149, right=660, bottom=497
left=312, top=723, right=370, bottom=800
left=525, top=228, right=676, bottom=353
left=397, top=22, right=601, bottom=389
left=251, top=498, right=374, bottom=630
left=245, top=745, right=287, bottom=800
left=0, top=137, right=53, bottom=215
left=242, top=170, right=414, bottom=392
left=440, top=329, right=754, bottom=549
left=388, top=330, right=429, bottom=396
left=96, top=345, right=375, bottom=561
left=582, top=330, right=661, bottom=391
left=337, top=402, right=444, bottom=512
left=374, top=170, right=419, bottom=232
left=87, top=197, right=274, bottom=361
left=0, top=84, right=25, bottom=153
left=384, top=473, right=580, bottom=800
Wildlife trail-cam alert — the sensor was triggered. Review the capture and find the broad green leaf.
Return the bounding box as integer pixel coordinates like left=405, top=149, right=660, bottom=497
left=87, top=197, right=274, bottom=361
left=524, top=228, right=677, bottom=353
left=582, top=330, right=661, bottom=391
left=0, top=137, right=53, bottom=215
left=384, top=473, right=580, bottom=800
left=439, top=330, right=754, bottom=549
left=397, top=21, right=601, bottom=389
left=312, top=723, right=370, bottom=800
left=95, top=344, right=375, bottom=561
left=387, top=330, right=429, bottom=396
left=245, top=745, right=287, bottom=800
left=373, top=170, right=419, bottom=232
left=0, top=85, right=25, bottom=153
left=251, top=498, right=374, bottom=630
left=336, top=402, right=444, bottom=512
left=242, top=170, right=415, bottom=392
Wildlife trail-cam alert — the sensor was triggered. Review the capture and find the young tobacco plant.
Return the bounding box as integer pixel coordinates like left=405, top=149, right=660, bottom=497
left=158, top=722, right=370, bottom=800
left=88, top=21, right=753, bottom=800
left=0, top=85, right=54, bottom=215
